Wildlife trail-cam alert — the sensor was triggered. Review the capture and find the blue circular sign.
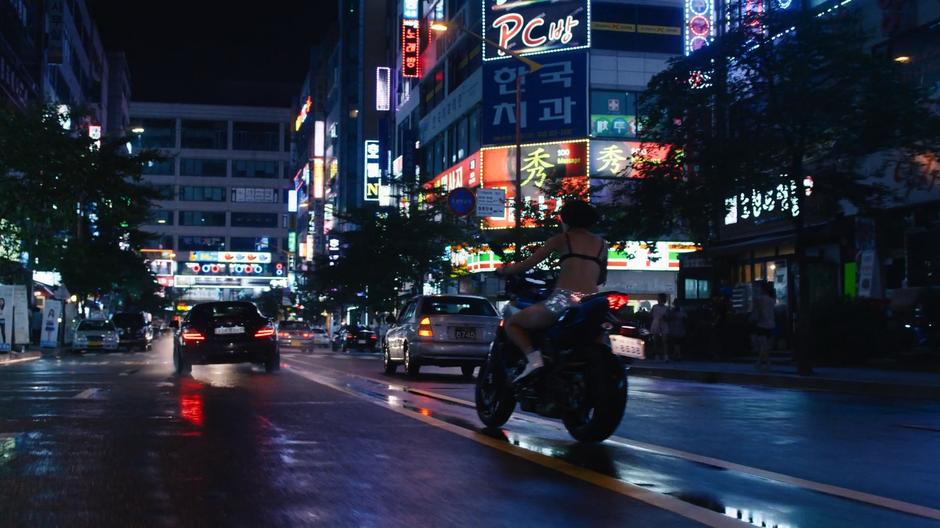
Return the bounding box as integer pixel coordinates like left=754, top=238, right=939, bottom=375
left=448, top=187, right=476, bottom=217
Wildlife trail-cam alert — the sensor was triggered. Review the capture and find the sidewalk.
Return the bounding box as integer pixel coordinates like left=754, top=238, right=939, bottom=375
left=630, top=358, right=940, bottom=399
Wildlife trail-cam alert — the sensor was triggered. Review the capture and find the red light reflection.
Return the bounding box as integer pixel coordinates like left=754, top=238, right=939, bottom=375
left=180, top=393, right=204, bottom=426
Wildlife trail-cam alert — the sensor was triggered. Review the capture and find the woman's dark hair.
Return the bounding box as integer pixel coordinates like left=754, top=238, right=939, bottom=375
left=559, top=200, right=599, bottom=229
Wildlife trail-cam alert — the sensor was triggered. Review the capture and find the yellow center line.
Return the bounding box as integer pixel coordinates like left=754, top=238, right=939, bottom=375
left=285, top=355, right=940, bottom=522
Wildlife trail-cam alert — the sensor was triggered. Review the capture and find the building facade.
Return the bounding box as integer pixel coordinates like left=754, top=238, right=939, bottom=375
left=0, top=0, right=43, bottom=110
left=130, top=102, right=292, bottom=303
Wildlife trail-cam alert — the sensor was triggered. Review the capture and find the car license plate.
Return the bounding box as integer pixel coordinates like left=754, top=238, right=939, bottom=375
left=358, top=339, right=366, bottom=344
left=454, top=327, right=476, bottom=340
left=215, top=326, right=245, bottom=335
left=610, top=334, right=645, bottom=359
left=88, top=340, right=101, bottom=346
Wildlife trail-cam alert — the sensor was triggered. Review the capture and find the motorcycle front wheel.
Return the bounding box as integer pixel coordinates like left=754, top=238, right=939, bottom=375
left=562, top=349, right=627, bottom=442
left=475, top=340, right=516, bottom=428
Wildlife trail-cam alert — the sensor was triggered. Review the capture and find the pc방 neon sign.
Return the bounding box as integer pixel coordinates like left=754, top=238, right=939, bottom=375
left=685, top=0, right=715, bottom=54
left=483, top=0, right=590, bottom=61
left=402, top=20, right=421, bottom=77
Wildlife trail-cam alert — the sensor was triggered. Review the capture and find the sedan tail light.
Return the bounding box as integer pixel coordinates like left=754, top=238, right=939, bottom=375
left=254, top=324, right=276, bottom=339
left=418, top=317, right=433, bottom=337
left=182, top=330, right=205, bottom=342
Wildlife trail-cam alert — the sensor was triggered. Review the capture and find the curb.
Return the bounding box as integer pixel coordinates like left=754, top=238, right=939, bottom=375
left=629, top=365, right=940, bottom=400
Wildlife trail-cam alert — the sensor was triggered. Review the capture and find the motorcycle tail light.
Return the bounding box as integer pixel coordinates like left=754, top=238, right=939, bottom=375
left=182, top=331, right=205, bottom=342
left=254, top=324, right=276, bottom=338
left=418, top=317, right=433, bottom=337
left=606, top=293, right=630, bottom=311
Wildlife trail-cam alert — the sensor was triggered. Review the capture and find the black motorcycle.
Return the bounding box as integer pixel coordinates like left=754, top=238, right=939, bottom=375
left=475, top=273, right=645, bottom=442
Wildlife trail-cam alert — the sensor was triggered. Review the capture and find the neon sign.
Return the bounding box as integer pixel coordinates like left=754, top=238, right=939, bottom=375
left=403, top=0, right=418, bottom=19
left=483, top=0, right=590, bottom=61
left=402, top=20, right=421, bottom=78
left=312, top=158, right=325, bottom=200
left=364, top=140, right=381, bottom=201
left=294, top=96, right=311, bottom=131
left=187, top=251, right=272, bottom=264
left=376, top=67, right=391, bottom=111
left=685, top=0, right=715, bottom=54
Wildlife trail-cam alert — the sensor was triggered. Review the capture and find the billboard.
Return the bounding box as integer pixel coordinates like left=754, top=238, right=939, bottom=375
left=187, top=251, right=272, bottom=264
left=685, top=0, right=716, bottom=55
left=481, top=139, right=588, bottom=228
left=590, top=90, right=637, bottom=138
left=482, top=0, right=590, bottom=60
left=482, top=49, right=588, bottom=146
left=591, top=3, right=682, bottom=54
left=589, top=140, right=669, bottom=178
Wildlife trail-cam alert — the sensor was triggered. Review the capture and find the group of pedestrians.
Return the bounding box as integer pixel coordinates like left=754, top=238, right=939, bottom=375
left=649, top=293, right=688, bottom=362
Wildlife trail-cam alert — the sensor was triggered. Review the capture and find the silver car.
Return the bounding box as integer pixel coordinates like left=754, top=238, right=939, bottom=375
left=383, top=295, right=499, bottom=378
left=72, top=319, right=120, bottom=352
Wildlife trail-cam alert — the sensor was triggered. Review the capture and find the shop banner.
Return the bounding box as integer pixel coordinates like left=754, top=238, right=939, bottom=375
left=41, top=300, right=62, bottom=349
left=482, top=49, right=588, bottom=146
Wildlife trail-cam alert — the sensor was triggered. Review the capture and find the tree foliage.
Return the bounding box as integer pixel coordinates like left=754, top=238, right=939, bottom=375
left=0, top=104, right=164, bottom=307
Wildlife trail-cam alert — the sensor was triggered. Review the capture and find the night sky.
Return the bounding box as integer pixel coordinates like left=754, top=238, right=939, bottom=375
left=89, top=1, right=337, bottom=107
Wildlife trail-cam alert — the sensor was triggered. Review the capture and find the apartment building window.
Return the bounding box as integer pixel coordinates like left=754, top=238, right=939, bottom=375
left=230, top=237, right=277, bottom=252
left=148, top=184, right=176, bottom=200
left=147, top=210, right=174, bottom=225
left=179, top=211, right=226, bottom=227
left=133, top=118, right=176, bottom=149
left=179, top=186, right=226, bottom=202
left=181, top=120, right=228, bottom=149
left=142, top=158, right=175, bottom=175
left=468, top=107, right=480, bottom=154
left=232, top=160, right=278, bottom=179
left=448, top=42, right=481, bottom=92
left=178, top=236, right=225, bottom=251
left=422, top=69, right=446, bottom=115
left=230, top=187, right=279, bottom=203
left=180, top=158, right=227, bottom=177
left=230, top=212, right=278, bottom=228
left=233, top=122, right=280, bottom=151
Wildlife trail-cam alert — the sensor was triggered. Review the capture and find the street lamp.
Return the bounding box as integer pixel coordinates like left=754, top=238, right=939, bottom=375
left=430, top=21, right=542, bottom=261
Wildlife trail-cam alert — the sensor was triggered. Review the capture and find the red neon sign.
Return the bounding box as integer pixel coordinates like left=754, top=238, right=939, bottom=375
left=402, top=20, right=421, bottom=78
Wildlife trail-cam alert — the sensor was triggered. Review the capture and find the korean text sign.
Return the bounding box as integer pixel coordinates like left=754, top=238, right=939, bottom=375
left=481, top=140, right=588, bottom=228
left=482, top=49, right=588, bottom=146
left=483, top=0, right=590, bottom=60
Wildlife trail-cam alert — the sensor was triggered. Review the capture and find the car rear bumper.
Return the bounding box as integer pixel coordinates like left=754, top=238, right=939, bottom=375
left=278, top=338, right=314, bottom=347
left=119, top=337, right=150, bottom=348
left=181, top=340, right=277, bottom=365
left=410, top=341, right=490, bottom=364
left=72, top=342, right=119, bottom=351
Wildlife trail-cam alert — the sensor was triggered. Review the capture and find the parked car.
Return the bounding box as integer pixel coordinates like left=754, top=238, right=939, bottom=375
left=334, top=325, right=378, bottom=352
left=173, top=301, right=279, bottom=375
left=112, top=311, right=154, bottom=351
left=383, top=295, right=499, bottom=377
left=72, top=319, right=120, bottom=353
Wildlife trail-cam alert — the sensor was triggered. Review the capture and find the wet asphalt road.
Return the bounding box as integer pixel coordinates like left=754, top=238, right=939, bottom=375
left=0, top=336, right=938, bottom=527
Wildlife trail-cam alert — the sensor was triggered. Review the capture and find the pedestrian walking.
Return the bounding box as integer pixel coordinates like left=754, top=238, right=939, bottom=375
left=650, top=293, right=670, bottom=361
left=749, top=282, right=776, bottom=371
left=665, top=299, right=687, bottom=361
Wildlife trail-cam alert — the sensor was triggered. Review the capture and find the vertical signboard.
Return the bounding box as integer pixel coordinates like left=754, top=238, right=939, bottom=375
left=402, top=20, right=421, bottom=78
left=312, top=158, right=325, bottom=200
left=41, top=300, right=62, bottom=349
left=482, top=0, right=590, bottom=60
left=364, top=140, right=381, bottom=201
left=376, top=67, right=391, bottom=111
left=482, top=49, right=588, bottom=146
left=685, top=0, right=715, bottom=54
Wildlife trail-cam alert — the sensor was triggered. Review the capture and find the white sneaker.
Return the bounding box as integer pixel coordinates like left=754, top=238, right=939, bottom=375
left=513, top=352, right=544, bottom=383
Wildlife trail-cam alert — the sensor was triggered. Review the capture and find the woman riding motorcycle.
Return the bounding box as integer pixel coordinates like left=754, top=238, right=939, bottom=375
left=496, top=200, right=607, bottom=382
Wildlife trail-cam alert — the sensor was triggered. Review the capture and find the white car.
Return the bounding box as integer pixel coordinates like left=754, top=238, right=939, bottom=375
left=72, top=319, right=120, bottom=352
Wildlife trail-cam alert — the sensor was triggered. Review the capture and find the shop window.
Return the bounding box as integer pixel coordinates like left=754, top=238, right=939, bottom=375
left=179, top=211, right=226, bottom=227
left=180, top=158, right=227, bottom=177
left=684, top=279, right=711, bottom=300
left=133, top=118, right=176, bottom=149
left=147, top=210, right=174, bottom=225
left=181, top=120, right=228, bottom=149
left=230, top=212, right=278, bottom=228
left=232, top=160, right=278, bottom=178
left=179, top=186, right=226, bottom=202
left=233, top=122, right=280, bottom=151
left=141, top=158, right=175, bottom=175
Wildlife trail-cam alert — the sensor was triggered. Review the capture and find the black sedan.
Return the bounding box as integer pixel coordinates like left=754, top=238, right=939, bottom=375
left=333, top=326, right=378, bottom=352
left=173, top=301, right=280, bottom=375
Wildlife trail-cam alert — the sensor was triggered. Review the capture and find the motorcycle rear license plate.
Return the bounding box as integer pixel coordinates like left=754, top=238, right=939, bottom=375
left=454, top=327, right=476, bottom=340
left=610, top=334, right=645, bottom=359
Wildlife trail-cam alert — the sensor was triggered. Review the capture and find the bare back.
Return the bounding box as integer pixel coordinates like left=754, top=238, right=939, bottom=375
left=555, top=228, right=606, bottom=293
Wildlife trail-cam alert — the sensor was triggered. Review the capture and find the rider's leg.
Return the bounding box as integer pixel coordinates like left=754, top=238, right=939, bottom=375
left=506, top=303, right=556, bottom=382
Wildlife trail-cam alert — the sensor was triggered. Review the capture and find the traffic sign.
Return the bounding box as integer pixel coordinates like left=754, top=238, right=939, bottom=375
left=475, top=188, right=506, bottom=217
left=448, top=188, right=476, bottom=217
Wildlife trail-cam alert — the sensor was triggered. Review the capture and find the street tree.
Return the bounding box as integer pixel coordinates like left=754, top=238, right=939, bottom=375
left=605, top=10, right=940, bottom=373
left=0, top=104, right=164, bottom=308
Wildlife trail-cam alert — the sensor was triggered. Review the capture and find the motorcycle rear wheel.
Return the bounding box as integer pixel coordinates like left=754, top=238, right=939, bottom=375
left=562, top=350, right=627, bottom=442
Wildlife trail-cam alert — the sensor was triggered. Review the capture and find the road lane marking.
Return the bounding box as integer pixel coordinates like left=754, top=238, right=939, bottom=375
left=0, top=355, right=42, bottom=367
left=286, top=355, right=940, bottom=523
left=286, top=363, right=747, bottom=528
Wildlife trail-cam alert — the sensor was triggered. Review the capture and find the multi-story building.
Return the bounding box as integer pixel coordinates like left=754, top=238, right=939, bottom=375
left=130, top=102, right=292, bottom=303
left=0, top=0, right=43, bottom=110
left=384, top=0, right=696, bottom=305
